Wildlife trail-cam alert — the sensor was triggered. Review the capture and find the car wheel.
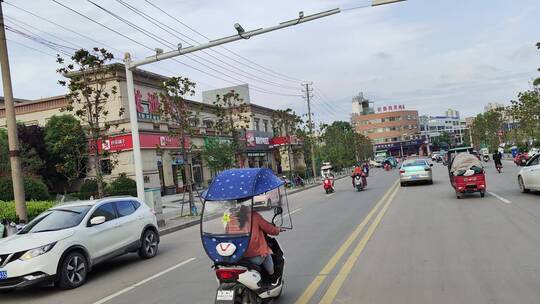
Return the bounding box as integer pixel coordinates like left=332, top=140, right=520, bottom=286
left=480, top=191, right=485, bottom=198
left=518, top=176, right=529, bottom=193
left=57, top=251, right=88, bottom=289
left=400, top=182, right=405, bottom=187
left=456, top=190, right=462, bottom=199
left=139, top=229, right=159, bottom=259
left=428, top=180, right=433, bottom=185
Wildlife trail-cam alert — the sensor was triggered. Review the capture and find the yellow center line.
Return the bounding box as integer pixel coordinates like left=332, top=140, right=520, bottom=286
left=318, top=183, right=400, bottom=304
left=294, top=179, right=399, bottom=304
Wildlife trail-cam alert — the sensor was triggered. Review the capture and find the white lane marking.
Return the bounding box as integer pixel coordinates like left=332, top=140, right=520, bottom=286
left=92, top=257, right=196, bottom=304
left=488, top=191, right=512, bottom=204
left=289, top=208, right=302, bottom=216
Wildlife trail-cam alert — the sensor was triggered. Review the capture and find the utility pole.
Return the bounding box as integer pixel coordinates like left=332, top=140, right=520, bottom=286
left=0, top=0, right=28, bottom=223
left=0, top=1, right=27, bottom=222
left=303, top=82, right=318, bottom=181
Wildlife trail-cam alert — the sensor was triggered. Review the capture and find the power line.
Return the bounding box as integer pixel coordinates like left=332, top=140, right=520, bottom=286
left=83, top=0, right=301, bottom=97
left=144, top=0, right=306, bottom=84
left=5, top=38, right=56, bottom=58
left=4, top=25, right=73, bottom=56
left=4, top=15, right=80, bottom=50
left=115, top=0, right=300, bottom=91
left=4, top=1, right=125, bottom=57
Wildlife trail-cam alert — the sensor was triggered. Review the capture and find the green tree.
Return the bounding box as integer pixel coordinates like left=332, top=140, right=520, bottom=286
left=431, top=132, right=451, bottom=149
left=212, top=90, right=251, bottom=167
left=202, top=138, right=235, bottom=175
left=57, top=48, right=123, bottom=198
left=320, top=121, right=361, bottom=170
left=470, top=110, right=504, bottom=151
left=0, top=127, right=44, bottom=177
left=44, top=115, right=88, bottom=193
left=158, top=76, right=198, bottom=215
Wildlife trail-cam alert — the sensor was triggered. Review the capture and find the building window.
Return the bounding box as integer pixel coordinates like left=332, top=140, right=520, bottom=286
left=153, top=123, right=160, bottom=131
left=100, top=159, right=112, bottom=175
left=254, top=118, right=260, bottom=131
left=141, top=102, right=150, bottom=113
left=189, top=118, right=199, bottom=127
left=263, top=120, right=269, bottom=132
left=203, top=120, right=214, bottom=129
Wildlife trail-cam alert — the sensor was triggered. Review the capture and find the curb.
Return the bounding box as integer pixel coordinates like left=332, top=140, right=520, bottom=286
left=158, top=174, right=349, bottom=236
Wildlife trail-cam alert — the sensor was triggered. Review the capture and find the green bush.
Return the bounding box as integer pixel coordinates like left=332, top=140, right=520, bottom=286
left=0, top=200, right=55, bottom=222
left=0, top=177, right=50, bottom=201
left=106, top=173, right=137, bottom=197
left=77, top=179, right=107, bottom=199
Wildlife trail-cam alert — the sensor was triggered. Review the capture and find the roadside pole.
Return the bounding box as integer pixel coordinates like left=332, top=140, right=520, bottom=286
left=303, top=82, right=318, bottom=181
left=0, top=1, right=27, bottom=222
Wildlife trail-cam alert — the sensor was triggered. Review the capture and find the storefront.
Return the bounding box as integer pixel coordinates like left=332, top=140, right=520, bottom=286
left=246, top=130, right=273, bottom=168
left=270, top=135, right=306, bottom=174
left=374, top=139, right=425, bottom=157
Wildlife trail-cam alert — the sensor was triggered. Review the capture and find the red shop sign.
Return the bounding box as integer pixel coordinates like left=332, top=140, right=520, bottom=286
left=95, top=133, right=190, bottom=152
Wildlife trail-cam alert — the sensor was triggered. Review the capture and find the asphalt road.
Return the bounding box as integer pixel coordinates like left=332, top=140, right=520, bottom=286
left=4, top=160, right=540, bottom=304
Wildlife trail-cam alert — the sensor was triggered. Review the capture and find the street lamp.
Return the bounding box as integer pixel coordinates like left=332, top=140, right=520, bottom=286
left=124, top=0, right=407, bottom=201
left=400, top=133, right=408, bottom=158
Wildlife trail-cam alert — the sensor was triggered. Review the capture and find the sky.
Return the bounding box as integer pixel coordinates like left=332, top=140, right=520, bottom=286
left=1, top=0, right=539, bottom=126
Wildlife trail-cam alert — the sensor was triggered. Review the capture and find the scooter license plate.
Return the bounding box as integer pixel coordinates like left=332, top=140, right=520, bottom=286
left=217, top=290, right=234, bottom=301
left=0, top=270, right=7, bottom=280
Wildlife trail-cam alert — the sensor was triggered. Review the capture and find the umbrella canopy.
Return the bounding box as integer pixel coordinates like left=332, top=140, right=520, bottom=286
left=204, top=168, right=284, bottom=201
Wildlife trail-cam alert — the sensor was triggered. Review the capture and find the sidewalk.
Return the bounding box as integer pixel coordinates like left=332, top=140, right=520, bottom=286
left=157, top=173, right=348, bottom=236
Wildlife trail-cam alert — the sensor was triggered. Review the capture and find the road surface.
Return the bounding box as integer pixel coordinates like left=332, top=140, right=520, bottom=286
left=4, top=160, right=540, bottom=303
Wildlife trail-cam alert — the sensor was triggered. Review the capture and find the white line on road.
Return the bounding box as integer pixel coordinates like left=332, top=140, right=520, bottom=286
left=488, top=191, right=512, bottom=204
left=289, top=208, right=302, bottom=216
left=92, top=257, right=196, bottom=304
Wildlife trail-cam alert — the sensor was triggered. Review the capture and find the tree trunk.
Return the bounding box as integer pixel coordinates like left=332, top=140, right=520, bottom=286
left=92, top=131, right=104, bottom=198
left=181, top=131, right=195, bottom=216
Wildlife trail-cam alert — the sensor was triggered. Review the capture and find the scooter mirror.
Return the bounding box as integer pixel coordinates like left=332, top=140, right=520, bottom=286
left=274, top=206, right=283, bottom=216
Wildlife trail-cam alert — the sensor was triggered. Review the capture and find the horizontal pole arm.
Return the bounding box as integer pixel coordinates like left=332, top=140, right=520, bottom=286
left=129, top=8, right=340, bottom=69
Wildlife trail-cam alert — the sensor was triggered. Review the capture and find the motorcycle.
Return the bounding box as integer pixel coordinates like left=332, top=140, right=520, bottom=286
left=495, top=163, right=502, bottom=173
left=354, top=175, right=364, bottom=191
left=201, top=168, right=290, bottom=304
left=323, top=178, right=334, bottom=194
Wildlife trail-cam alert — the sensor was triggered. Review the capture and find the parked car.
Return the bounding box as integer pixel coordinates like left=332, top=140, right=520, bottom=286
left=399, top=159, right=433, bottom=186
left=0, top=197, right=159, bottom=290
left=253, top=188, right=282, bottom=208
left=518, top=153, right=540, bottom=193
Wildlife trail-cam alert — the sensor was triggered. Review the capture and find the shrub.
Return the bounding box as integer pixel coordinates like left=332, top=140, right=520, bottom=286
left=106, top=173, right=137, bottom=197
left=77, top=179, right=106, bottom=199
left=0, top=200, right=55, bottom=222
left=0, top=177, right=50, bottom=201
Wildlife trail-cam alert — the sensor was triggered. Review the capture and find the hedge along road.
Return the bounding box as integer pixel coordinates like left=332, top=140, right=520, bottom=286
left=2, top=167, right=397, bottom=304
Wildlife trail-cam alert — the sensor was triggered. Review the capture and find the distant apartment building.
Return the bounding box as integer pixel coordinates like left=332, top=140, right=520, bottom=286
left=420, top=108, right=468, bottom=147
left=352, top=101, right=424, bottom=157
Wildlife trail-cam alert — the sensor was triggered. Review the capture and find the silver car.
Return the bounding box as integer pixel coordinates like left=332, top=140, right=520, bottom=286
left=399, top=159, right=433, bottom=186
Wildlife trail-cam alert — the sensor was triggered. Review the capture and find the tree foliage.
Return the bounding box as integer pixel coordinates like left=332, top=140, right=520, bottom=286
left=57, top=48, right=122, bottom=198
left=470, top=110, right=504, bottom=150
left=320, top=121, right=372, bottom=170
left=202, top=139, right=235, bottom=174
left=212, top=90, right=251, bottom=167
left=44, top=115, right=88, bottom=192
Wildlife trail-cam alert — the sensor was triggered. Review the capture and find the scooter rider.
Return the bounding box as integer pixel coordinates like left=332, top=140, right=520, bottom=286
left=351, top=165, right=367, bottom=187
left=493, top=150, right=503, bottom=171
left=236, top=202, right=284, bottom=278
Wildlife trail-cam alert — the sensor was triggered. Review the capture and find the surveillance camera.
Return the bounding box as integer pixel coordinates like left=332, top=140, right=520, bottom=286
left=177, top=43, right=182, bottom=50
left=299, top=11, right=304, bottom=18
left=234, top=23, right=245, bottom=34
left=155, top=48, right=164, bottom=54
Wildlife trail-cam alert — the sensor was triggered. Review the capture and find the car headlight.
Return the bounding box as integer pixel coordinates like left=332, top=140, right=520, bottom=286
left=19, top=242, right=57, bottom=261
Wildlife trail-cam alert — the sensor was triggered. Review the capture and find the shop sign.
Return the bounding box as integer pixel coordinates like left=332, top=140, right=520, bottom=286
left=374, top=139, right=423, bottom=150
left=376, top=104, right=405, bottom=113
left=247, top=152, right=266, bottom=157
left=246, top=131, right=271, bottom=148
left=95, top=133, right=190, bottom=152
left=270, top=135, right=304, bottom=146
left=135, top=88, right=161, bottom=121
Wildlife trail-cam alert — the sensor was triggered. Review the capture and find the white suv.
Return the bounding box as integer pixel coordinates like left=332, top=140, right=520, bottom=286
left=0, top=197, right=159, bottom=290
